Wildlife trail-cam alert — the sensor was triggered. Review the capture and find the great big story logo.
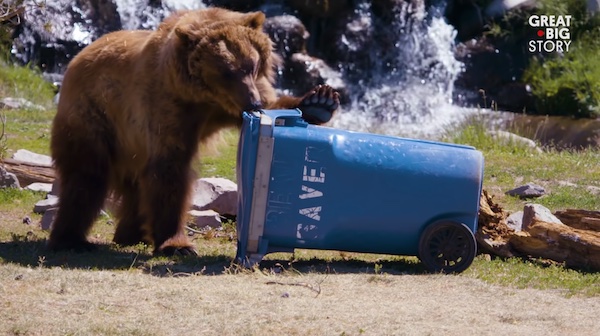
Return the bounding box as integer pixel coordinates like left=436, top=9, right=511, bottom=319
left=528, top=15, right=572, bottom=53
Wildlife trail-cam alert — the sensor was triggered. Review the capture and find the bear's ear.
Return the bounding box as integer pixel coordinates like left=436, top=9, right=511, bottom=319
left=240, top=11, right=265, bottom=30
left=175, top=24, right=202, bottom=45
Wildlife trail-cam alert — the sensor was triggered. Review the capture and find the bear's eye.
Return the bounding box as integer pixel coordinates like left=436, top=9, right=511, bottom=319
left=221, top=70, right=236, bottom=81
left=240, top=60, right=257, bottom=77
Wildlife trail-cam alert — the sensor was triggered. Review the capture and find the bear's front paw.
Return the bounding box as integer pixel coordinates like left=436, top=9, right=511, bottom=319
left=158, top=245, right=198, bottom=257
left=299, top=84, right=340, bottom=124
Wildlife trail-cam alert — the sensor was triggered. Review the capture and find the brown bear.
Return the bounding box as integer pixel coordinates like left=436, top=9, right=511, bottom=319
left=48, top=7, right=340, bottom=255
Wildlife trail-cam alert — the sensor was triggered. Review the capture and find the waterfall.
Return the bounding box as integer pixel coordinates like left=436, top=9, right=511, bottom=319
left=330, top=2, right=473, bottom=139
left=114, top=0, right=207, bottom=30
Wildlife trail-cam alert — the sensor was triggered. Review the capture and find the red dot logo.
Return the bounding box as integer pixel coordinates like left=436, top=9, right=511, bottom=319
left=537, top=30, right=545, bottom=37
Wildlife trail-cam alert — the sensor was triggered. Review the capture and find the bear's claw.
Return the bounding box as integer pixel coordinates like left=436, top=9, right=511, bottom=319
left=159, top=245, right=198, bottom=257
left=299, top=84, right=340, bottom=124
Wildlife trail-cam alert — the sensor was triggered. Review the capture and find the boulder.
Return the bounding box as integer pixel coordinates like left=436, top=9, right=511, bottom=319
left=522, top=203, right=564, bottom=231
left=40, top=207, right=58, bottom=230
left=506, top=210, right=523, bottom=232
left=0, top=165, right=21, bottom=189
left=287, top=0, right=350, bottom=18
left=505, top=183, right=546, bottom=199
left=191, top=177, right=238, bottom=216
left=11, top=149, right=52, bottom=166
left=33, top=197, right=59, bottom=214
left=264, top=15, right=309, bottom=60
left=282, top=53, right=348, bottom=103
left=25, top=182, right=53, bottom=193
left=487, top=130, right=542, bottom=152
left=188, top=210, right=222, bottom=229
left=0, top=97, right=45, bottom=111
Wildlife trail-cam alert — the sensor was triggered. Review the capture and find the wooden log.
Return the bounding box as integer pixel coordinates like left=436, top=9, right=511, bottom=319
left=476, top=190, right=515, bottom=257
left=510, top=219, right=600, bottom=270
left=1, top=158, right=55, bottom=186
left=554, top=209, right=600, bottom=232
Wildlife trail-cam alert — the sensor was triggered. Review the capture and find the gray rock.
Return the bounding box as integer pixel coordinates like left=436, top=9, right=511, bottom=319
left=506, top=183, right=546, bottom=199
left=188, top=210, right=222, bottom=229
left=50, top=179, right=60, bottom=196
left=487, top=130, right=543, bottom=153
left=11, top=149, right=52, bottom=166
left=0, top=165, right=21, bottom=188
left=283, top=53, right=348, bottom=104
left=25, top=182, right=53, bottom=193
left=506, top=211, right=523, bottom=232
left=264, top=15, right=309, bottom=60
left=191, top=178, right=238, bottom=216
left=522, top=203, right=564, bottom=231
left=0, top=97, right=45, bottom=111
left=33, top=197, right=59, bottom=214
left=586, top=185, right=600, bottom=195
left=40, top=207, right=58, bottom=230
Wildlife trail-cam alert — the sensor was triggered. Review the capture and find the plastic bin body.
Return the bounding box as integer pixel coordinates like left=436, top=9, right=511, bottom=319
left=236, top=110, right=484, bottom=266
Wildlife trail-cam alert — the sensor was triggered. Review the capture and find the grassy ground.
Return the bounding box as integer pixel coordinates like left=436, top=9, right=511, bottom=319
left=443, top=116, right=600, bottom=213
left=1, top=64, right=600, bottom=335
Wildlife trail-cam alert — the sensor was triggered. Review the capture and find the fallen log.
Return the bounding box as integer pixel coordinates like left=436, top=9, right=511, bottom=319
left=476, top=190, right=515, bottom=257
left=510, top=219, right=600, bottom=270
left=554, top=209, right=600, bottom=232
left=1, top=158, right=55, bottom=186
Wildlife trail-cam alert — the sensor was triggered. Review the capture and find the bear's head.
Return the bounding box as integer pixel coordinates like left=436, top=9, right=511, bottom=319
left=172, top=11, right=279, bottom=115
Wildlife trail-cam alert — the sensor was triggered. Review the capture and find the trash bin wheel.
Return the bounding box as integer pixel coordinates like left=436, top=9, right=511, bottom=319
left=418, top=221, right=477, bottom=273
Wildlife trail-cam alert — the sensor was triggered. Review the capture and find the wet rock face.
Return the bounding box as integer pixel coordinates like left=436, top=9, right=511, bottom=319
left=287, top=0, right=350, bottom=18
left=453, top=36, right=533, bottom=112
left=313, top=0, right=427, bottom=85
left=11, top=0, right=121, bottom=73
left=204, top=0, right=264, bottom=12
left=263, top=14, right=347, bottom=100
left=264, top=15, right=309, bottom=60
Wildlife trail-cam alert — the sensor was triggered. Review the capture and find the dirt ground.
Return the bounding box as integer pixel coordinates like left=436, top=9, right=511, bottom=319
left=1, top=263, right=599, bottom=336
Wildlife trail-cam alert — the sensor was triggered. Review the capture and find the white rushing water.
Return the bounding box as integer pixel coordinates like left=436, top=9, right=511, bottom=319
left=115, top=0, right=207, bottom=30
left=331, top=2, right=477, bottom=139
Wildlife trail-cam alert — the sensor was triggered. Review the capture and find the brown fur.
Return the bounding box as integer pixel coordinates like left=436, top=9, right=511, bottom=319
left=48, top=8, right=338, bottom=255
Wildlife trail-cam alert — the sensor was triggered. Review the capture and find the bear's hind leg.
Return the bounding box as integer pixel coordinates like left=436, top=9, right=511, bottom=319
left=48, top=165, right=110, bottom=252
left=113, top=178, right=148, bottom=246
left=140, top=158, right=197, bottom=256
left=48, top=113, right=113, bottom=252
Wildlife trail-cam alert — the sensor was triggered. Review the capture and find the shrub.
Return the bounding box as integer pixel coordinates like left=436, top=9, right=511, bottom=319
left=524, top=36, right=600, bottom=118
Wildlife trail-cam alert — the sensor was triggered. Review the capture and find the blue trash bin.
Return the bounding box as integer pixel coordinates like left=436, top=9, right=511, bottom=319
left=236, top=109, right=484, bottom=273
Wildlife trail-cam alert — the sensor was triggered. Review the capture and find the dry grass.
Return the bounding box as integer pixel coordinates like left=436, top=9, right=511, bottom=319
left=2, top=264, right=600, bottom=336
left=2, top=195, right=600, bottom=336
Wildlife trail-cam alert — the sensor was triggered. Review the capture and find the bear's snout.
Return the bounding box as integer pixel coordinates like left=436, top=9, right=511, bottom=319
left=245, top=100, right=262, bottom=111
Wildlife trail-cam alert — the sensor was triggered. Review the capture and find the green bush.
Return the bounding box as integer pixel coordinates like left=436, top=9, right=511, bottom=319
left=524, top=37, right=600, bottom=118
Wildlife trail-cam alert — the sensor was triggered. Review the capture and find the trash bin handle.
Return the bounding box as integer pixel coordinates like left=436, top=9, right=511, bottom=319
left=258, top=109, right=303, bottom=137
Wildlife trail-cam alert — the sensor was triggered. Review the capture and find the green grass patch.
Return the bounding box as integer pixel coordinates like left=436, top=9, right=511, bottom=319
left=466, top=256, right=600, bottom=297
left=0, top=64, right=56, bottom=157
left=3, top=107, right=53, bottom=156
left=0, top=63, right=56, bottom=107
left=445, top=115, right=600, bottom=212
left=195, top=129, right=239, bottom=181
